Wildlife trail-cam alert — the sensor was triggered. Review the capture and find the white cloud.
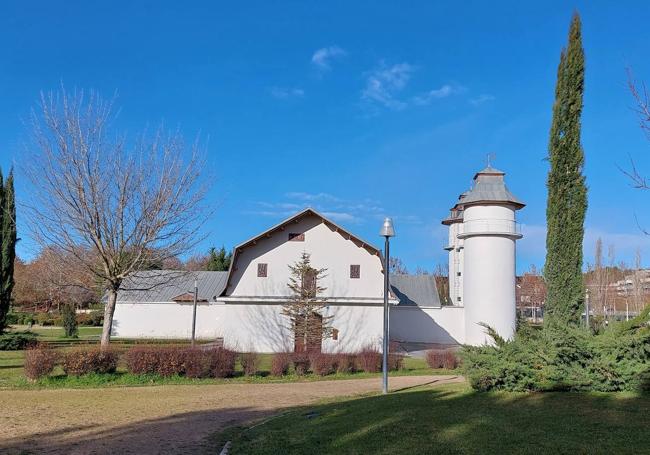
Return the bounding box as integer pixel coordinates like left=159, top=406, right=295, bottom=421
left=362, top=62, right=415, bottom=110
left=412, top=84, right=464, bottom=106
left=311, top=46, right=347, bottom=70
left=470, top=94, right=496, bottom=106
left=270, top=86, right=305, bottom=99
left=249, top=192, right=420, bottom=227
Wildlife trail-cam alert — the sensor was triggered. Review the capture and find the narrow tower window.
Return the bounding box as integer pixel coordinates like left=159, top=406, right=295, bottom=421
left=257, top=263, right=268, bottom=277
left=350, top=264, right=361, bottom=279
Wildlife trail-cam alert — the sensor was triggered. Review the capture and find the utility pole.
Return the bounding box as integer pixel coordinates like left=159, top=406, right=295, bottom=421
left=191, top=277, right=198, bottom=346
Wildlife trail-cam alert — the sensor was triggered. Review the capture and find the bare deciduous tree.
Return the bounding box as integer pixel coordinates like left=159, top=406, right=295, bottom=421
left=25, top=89, right=208, bottom=347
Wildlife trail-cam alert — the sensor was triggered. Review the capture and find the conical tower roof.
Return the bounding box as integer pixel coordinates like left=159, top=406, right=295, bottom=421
left=462, top=166, right=525, bottom=209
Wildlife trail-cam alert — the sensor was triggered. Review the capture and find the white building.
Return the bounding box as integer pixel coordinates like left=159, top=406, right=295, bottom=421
left=113, top=166, right=524, bottom=350
left=442, top=166, right=525, bottom=345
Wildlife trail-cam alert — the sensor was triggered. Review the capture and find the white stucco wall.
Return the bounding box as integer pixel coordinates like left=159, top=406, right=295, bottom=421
left=461, top=204, right=518, bottom=345
left=112, top=301, right=385, bottom=353
left=226, top=216, right=385, bottom=300
left=390, top=306, right=465, bottom=345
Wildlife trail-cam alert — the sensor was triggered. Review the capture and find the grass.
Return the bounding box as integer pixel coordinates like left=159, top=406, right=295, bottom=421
left=8, top=324, right=103, bottom=341
left=213, top=382, right=650, bottom=454
left=0, top=350, right=448, bottom=389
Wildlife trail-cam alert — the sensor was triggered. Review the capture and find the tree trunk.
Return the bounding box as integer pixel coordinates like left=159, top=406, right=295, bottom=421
left=101, top=288, right=118, bottom=348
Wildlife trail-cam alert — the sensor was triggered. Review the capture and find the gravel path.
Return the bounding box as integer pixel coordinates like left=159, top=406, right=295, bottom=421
left=0, top=375, right=461, bottom=455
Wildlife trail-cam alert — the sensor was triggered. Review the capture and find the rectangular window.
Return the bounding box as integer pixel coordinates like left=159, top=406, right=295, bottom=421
left=288, top=233, right=305, bottom=241
left=457, top=272, right=462, bottom=277
left=350, top=264, right=361, bottom=279
left=332, top=328, right=339, bottom=341
left=457, top=296, right=462, bottom=302
left=257, top=263, right=268, bottom=277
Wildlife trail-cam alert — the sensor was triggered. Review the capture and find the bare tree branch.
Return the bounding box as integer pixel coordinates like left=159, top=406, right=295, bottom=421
left=23, top=88, right=211, bottom=346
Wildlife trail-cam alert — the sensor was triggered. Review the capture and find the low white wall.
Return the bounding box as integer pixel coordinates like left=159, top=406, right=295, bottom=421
left=390, top=306, right=465, bottom=345
left=113, top=302, right=384, bottom=353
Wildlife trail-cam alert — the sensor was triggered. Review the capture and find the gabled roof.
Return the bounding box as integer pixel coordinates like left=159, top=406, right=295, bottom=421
left=116, top=270, right=228, bottom=303
left=390, top=274, right=441, bottom=308
left=222, top=208, right=382, bottom=295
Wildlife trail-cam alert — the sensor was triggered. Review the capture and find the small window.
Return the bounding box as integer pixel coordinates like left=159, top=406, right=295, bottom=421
left=457, top=272, right=462, bottom=277
left=350, top=264, right=360, bottom=279
left=257, top=263, right=268, bottom=277
left=332, top=328, right=339, bottom=341
left=288, top=233, right=305, bottom=241
left=457, top=296, right=462, bottom=302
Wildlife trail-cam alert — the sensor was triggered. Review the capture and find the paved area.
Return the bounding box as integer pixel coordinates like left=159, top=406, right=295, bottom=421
left=0, top=375, right=462, bottom=455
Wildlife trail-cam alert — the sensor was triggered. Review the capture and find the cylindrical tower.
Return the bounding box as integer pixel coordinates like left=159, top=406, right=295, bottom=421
left=444, top=166, right=524, bottom=346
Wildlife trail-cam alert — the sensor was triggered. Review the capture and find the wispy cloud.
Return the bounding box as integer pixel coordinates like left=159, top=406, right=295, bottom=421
left=284, top=192, right=340, bottom=202
left=412, top=84, right=465, bottom=106
left=311, top=46, right=347, bottom=70
left=270, top=86, right=305, bottom=99
left=362, top=62, right=415, bottom=110
left=470, top=94, right=496, bottom=106
left=248, top=191, right=420, bottom=226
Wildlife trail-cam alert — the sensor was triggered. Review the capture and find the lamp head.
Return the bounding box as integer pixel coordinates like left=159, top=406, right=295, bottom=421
left=379, top=217, right=395, bottom=237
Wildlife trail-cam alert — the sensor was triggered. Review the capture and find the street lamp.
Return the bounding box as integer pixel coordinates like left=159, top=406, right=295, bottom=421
left=380, top=217, right=395, bottom=394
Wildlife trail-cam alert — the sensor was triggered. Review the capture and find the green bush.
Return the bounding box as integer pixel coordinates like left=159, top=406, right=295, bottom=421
left=61, top=304, right=78, bottom=338
left=0, top=331, right=38, bottom=350
left=35, top=313, right=55, bottom=326
left=6, top=312, right=36, bottom=325
left=461, top=308, right=650, bottom=392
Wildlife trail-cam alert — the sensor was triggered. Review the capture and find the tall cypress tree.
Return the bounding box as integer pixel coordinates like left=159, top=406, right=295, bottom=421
left=544, top=13, right=588, bottom=328
left=0, top=170, right=16, bottom=333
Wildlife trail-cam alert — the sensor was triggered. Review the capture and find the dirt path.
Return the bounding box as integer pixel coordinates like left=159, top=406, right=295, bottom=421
left=0, top=375, right=461, bottom=455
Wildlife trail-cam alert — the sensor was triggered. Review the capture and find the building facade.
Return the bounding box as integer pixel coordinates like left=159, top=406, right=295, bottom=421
left=113, top=166, right=524, bottom=350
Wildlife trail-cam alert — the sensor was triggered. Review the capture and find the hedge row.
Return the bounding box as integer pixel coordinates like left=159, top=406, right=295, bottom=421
left=23, top=345, right=407, bottom=380
left=6, top=311, right=104, bottom=327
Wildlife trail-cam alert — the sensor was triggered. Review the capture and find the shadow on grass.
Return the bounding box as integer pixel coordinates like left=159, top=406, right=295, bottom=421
left=0, top=406, right=273, bottom=455
left=223, top=385, right=650, bottom=455
left=2, top=382, right=649, bottom=455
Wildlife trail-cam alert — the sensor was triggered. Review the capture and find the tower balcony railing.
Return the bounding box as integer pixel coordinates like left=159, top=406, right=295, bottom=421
left=459, top=218, right=522, bottom=237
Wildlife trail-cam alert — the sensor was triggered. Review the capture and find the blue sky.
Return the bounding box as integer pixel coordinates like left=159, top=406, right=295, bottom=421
left=2, top=1, right=650, bottom=273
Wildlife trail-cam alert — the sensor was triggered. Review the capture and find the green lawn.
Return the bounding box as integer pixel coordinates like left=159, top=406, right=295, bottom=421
left=0, top=349, right=443, bottom=389
left=8, top=324, right=103, bottom=341
left=215, top=382, right=650, bottom=454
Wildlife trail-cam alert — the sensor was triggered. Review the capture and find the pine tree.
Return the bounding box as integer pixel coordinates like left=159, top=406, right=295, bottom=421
left=544, top=13, right=588, bottom=328
left=0, top=169, right=16, bottom=333
left=206, top=246, right=232, bottom=271
left=282, top=252, right=332, bottom=352
left=61, top=303, right=78, bottom=338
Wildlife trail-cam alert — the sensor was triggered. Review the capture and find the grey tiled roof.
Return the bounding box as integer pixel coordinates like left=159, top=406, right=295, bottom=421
left=390, top=274, right=441, bottom=308
left=116, top=270, right=228, bottom=303
left=461, top=166, right=525, bottom=208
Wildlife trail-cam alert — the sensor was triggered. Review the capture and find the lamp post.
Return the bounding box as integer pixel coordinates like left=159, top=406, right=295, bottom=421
left=191, top=277, right=198, bottom=346
left=380, top=217, right=395, bottom=395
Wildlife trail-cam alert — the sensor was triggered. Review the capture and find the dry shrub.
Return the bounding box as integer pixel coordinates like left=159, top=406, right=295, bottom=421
left=292, top=352, right=311, bottom=375
left=310, top=353, right=336, bottom=376
left=240, top=352, right=260, bottom=376
left=183, top=348, right=213, bottom=378
left=335, top=353, right=357, bottom=374
left=24, top=345, right=58, bottom=380
left=124, top=346, right=162, bottom=375
left=426, top=349, right=458, bottom=370
left=388, top=353, right=405, bottom=371
left=357, top=347, right=382, bottom=373
left=62, top=348, right=117, bottom=376
left=270, top=352, right=292, bottom=376
left=155, top=347, right=186, bottom=377
left=209, top=347, right=237, bottom=378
